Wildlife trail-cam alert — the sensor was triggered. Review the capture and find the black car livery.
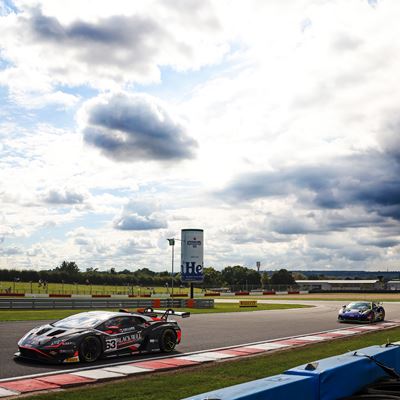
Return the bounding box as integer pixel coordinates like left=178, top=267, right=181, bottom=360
left=15, top=308, right=189, bottom=363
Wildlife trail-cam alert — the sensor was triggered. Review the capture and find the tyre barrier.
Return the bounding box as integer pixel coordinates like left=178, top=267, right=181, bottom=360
left=345, top=396, right=400, bottom=399
left=366, top=380, right=400, bottom=397
left=339, top=371, right=400, bottom=398
left=182, top=345, right=400, bottom=400
left=343, top=379, right=400, bottom=398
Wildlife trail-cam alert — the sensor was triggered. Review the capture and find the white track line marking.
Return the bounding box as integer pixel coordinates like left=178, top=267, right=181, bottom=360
left=294, top=335, right=327, bottom=341
left=178, top=354, right=219, bottom=362
left=0, top=388, right=19, bottom=398
left=102, top=365, right=152, bottom=375
left=352, top=326, right=382, bottom=330
left=194, top=351, right=234, bottom=360
left=245, top=343, right=289, bottom=350
left=331, top=330, right=358, bottom=335
left=71, top=370, right=125, bottom=380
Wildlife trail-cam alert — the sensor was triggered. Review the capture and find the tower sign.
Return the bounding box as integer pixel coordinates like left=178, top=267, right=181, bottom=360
left=181, top=229, right=204, bottom=282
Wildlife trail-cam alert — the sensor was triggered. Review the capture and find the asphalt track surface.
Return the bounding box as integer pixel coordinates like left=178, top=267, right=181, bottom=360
left=2, top=299, right=400, bottom=380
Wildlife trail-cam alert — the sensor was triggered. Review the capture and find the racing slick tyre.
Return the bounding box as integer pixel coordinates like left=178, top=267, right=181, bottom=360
left=79, top=336, right=102, bottom=363
left=380, top=310, right=385, bottom=322
left=368, top=312, right=375, bottom=323
left=159, top=329, right=177, bottom=353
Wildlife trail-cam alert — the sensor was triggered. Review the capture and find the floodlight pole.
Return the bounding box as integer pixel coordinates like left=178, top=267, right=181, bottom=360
left=167, top=239, right=175, bottom=301
left=171, top=240, right=174, bottom=300
left=167, top=238, right=180, bottom=302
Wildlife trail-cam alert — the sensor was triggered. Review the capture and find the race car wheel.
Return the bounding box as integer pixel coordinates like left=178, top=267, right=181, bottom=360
left=368, top=312, right=375, bottom=323
left=79, top=336, right=102, bottom=363
left=159, top=329, right=177, bottom=353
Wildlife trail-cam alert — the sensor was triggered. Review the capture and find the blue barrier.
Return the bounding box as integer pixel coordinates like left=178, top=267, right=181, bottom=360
left=285, top=345, right=400, bottom=400
left=181, top=374, right=316, bottom=400
left=181, top=345, right=400, bottom=400
left=344, top=345, right=400, bottom=373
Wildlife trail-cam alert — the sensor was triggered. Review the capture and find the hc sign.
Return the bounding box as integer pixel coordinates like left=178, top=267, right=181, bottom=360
left=181, top=261, right=204, bottom=282
left=181, top=229, right=204, bottom=283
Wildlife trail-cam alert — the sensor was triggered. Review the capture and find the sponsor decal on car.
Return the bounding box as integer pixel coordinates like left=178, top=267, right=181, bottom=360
left=64, top=355, right=80, bottom=363
left=105, top=333, right=141, bottom=352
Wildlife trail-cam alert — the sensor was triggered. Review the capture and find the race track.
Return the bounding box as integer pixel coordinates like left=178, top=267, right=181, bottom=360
left=1, top=299, right=400, bottom=380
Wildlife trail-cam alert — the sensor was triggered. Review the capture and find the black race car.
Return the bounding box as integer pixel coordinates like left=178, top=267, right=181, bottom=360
left=15, top=308, right=189, bottom=364
left=337, top=301, right=385, bottom=323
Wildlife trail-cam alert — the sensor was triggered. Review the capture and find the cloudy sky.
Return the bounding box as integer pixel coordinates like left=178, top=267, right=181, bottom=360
left=1, top=0, right=399, bottom=272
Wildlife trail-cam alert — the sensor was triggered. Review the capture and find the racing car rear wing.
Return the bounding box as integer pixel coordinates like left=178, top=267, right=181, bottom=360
left=135, top=307, right=190, bottom=320
left=155, top=308, right=190, bottom=319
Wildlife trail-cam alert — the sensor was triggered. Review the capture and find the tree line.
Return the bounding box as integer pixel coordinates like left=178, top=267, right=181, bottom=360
left=0, top=261, right=296, bottom=287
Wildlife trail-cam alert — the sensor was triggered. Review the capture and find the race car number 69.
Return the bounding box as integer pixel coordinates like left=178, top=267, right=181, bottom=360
left=105, top=339, right=117, bottom=351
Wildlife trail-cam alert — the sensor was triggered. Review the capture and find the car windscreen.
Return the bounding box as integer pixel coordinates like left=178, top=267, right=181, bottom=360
left=347, top=302, right=370, bottom=311
left=52, top=313, right=109, bottom=328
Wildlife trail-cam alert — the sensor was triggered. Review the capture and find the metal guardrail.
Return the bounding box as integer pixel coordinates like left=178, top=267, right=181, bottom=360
left=0, top=298, right=214, bottom=310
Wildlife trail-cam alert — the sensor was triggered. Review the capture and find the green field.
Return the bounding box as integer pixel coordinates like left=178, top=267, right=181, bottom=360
left=0, top=281, right=202, bottom=296
left=0, top=303, right=312, bottom=321
left=24, top=326, right=400, bottom=400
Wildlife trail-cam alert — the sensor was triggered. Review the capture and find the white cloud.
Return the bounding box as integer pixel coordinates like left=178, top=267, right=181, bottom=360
left=113, top=199, right=167, bottom=231
left=1, top=0, right=400, bottom=271
left=40, top=188, right=87, bottom=205
left=0, top=0, right=229, bottom=106
left=79, top=92, right=197, bottom=163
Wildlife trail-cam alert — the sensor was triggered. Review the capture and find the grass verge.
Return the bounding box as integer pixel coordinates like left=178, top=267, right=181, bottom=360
left=26, top=326, right=400, bottom=400
left=0, top=303, right=311, bottom=321
left=0, top=281, right=199, bottom=296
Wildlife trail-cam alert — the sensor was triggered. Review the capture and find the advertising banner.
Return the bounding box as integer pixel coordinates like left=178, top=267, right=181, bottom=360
left=181, top=229, right=204, bottom=282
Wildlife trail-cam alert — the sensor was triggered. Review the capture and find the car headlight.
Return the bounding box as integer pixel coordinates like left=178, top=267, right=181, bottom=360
left=18, top=329, right=36, bottom=344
